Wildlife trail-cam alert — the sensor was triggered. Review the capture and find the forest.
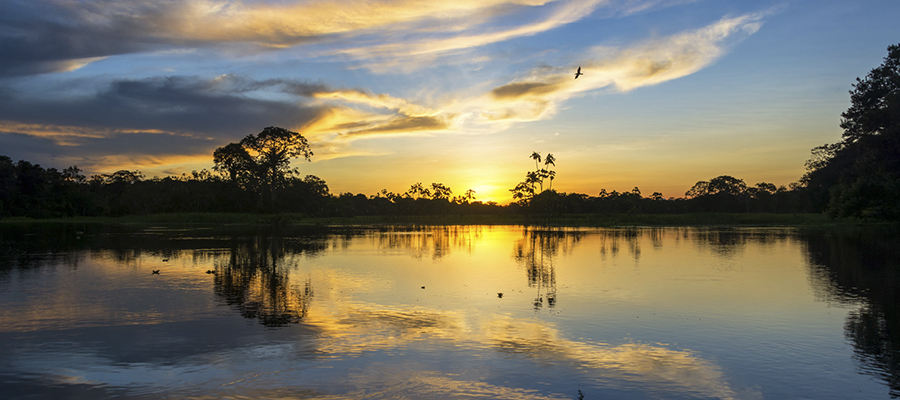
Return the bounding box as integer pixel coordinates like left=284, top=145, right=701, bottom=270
left=1, top=44, right=898, bottom=222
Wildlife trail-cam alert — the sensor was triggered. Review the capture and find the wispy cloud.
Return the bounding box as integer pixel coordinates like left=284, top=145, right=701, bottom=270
left=287, top=12, right=766, bottom=147
left=0, top=0, right=704, bottom=77
left=464, top=13, right=766, bottom=123
left=328, top=0, right=605, bottom=71
left=0, top=0, right=562, bottom=76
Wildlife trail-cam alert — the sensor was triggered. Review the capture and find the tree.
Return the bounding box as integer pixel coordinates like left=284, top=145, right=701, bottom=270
left=213, top=142, right=252, bottom=183
left=430, top=183, right=452, bottom=200
left=803, top=44, right=900, bottom=219
left=685, top=175, right=750, bottom=212
left=406, top=182, right=430, bottom=199
left=464, top=189, right=476, bottom=203
left=685, top=181, right=709, bottom=198
left=840, top=44, right=900, bottom=144
left=544, top=153, right=556, bottom=191
left=213, top=126, right=313, bottom=210
left=531, top=151, right=542, bottom=170
left=708, top=175, right=747, bottom=197
left=512, top=151, right=558, bottom=205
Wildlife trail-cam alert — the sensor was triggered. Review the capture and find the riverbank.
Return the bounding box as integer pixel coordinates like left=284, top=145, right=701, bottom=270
left=0, top=212, right=868, bottom=227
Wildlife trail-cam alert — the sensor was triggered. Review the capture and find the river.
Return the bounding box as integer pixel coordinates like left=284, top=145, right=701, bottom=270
left=1, top=224, right=897, bottom=399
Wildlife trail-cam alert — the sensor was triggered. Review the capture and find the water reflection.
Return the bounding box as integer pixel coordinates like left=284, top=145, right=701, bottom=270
left=1, top=224, right=898, bottom=398
left=483, top=317, right=740, bottom=399
left=803, top=227, right=900, bottom=398
left=513, top=228, right=585, bottom=310
left=298, top=300, right=743, bottom=399
left=369, top=225, right=482, bottom=259
left=212, top=234, right=321, bottom=327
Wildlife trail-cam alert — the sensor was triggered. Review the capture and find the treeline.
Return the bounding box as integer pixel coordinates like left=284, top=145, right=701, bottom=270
left=0, top=156, right=807, bottom=219
left=525, top=179, right=806, bottom=215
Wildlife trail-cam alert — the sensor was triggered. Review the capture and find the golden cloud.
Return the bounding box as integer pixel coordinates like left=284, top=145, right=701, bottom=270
left=329, top=0, right=604, bottom=65
left=148, top=0, right=557, bottom=45
left=491, top=82, right=564, bottom=100
left=460, top=13, right=767, bottom=124
left=302, top=12, right=764, bottom=159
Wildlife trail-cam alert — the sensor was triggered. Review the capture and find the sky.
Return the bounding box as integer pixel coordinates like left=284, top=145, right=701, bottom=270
left=1, top=0, right=899, bottom=203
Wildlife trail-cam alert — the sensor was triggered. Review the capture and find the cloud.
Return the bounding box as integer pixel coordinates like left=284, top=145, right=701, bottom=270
left=253, top=12, right=768, bottom=154
left=0, top=74, right=451, bottom=169
left=0, top=74, right=337, bottom=173
left=491, top=82, right=564, bottom=100
left=464, top=13, right=767, bottom=124
left=0, top=75, right=328, bottom=137
left=343, top=115, right=451, bottom=137
left=0, top=0, right=696, bottom=77
left=286, top=88, right=454, bottom=144
left=589, top=13, right=765, bottom=91
left=0, top=128, right=214, bottom=175
left=0, top=0, right=560, bottom=77
left=328, top=0, right=605, bottom=70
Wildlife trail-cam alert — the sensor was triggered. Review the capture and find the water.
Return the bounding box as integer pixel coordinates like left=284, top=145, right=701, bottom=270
left=1, top=224, right=898, bottom=399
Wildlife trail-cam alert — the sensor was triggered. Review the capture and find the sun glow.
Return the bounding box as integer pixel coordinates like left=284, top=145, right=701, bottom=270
left=466, top=184, right=504, bottom=204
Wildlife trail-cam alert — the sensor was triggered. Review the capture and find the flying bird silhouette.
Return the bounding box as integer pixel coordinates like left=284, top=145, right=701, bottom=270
left=574, top=66, right=583, bottom=79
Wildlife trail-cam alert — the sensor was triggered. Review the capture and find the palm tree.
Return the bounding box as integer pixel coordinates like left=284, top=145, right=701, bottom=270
left=530, top=151, right=542, bottom=171
left=544, top=153, right=556, bottom=190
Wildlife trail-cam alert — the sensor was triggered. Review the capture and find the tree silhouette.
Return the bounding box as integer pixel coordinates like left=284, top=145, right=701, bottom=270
left=213, top=142, right=252, bottom=183
left=406, top=182, right=430, bottom=199
left=430, top=183, right=452, bottom=200
left=544, top=153, right=556, bottom=191
left=841, top=44, right=900, bottom=144
left=512, top=151, right=559, bottom=205
left=531, top=151, right=542, bottom=170
left=464, top=189, right=476, bottom=203
left=803, top=43, right=900, bottom=219
left=213, top=126, right=313, bottom=210
left=684, top=175, right=751, bottom=212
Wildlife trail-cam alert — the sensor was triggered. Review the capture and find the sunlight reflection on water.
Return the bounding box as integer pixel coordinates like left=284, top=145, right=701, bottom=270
left=0, top=224, right=897, bottom=399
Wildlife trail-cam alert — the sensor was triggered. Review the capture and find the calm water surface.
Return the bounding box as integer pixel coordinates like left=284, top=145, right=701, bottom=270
left=1, top=224, right=898, bottom=399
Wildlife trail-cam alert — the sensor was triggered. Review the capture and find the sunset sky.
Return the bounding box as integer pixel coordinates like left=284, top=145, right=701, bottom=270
left=1, top=0, right=898, bottom=203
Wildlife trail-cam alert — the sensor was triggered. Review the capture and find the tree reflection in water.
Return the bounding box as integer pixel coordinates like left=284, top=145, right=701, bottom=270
left=212, top=233, right=327, bottom=327
left=513, top=228, right=585, bottom=310
left=803, top=227, right=900, bottom=398
left=371, top=225, right=480, bottom=260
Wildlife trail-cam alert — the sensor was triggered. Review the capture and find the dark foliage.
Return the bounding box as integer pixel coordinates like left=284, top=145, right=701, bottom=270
left=803, top=44, right=900, bottom=220
left=0, top=153, right=811, bottom=219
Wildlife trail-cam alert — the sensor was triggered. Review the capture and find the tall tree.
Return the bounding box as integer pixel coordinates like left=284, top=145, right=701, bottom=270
left=803, top=44, right=900, bottom=219
left=530, top=151, right=542, bottom=170
left=544, top=153, right=556, bottom=191
left=511, top=151, right=559, bottom=206
left=213, top=126, right=313, bottom=210
left=840, top=44, right=900, bottom=144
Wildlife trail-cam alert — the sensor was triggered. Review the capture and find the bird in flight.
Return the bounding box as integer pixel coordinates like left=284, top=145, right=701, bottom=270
left=574, top=66, right=583, bottom=79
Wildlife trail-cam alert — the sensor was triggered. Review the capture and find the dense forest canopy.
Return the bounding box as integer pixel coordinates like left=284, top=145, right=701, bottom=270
left=802, top=44, right=900, bottom=220
left=2, top=44, right=898, bottom=221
